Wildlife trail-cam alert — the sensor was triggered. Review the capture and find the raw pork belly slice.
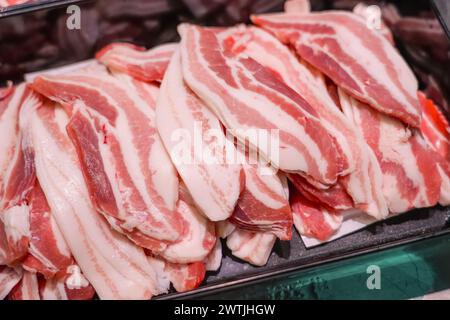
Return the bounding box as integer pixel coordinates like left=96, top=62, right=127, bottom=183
left=418, top=92, right=450, bottom=205
left=252, top=11, right=422, bottom=127
left=290, top=187, right=342, bottom=241
left=221, top=25, right=387, bottom=218
left=230, top=150, right=292, bottom=240
left=160, top=186, right=216, bottom=264
left=340, top=90, right=441, bottom=213
left=32, top=68, right=183, bottom=251
left=30, top=101, right=169, bottom=299
left=22, top=182, right=73, bottom=278
left=96, top=42, right=177, bottom=83
left=157, top=49, right=242, bottom=221
left=226, top=228, right=276, bottom=266
left=0, top=84, right=40, bottom=264
left=179, top=23, right=344, bottom=186
left=0, top=266, right=22, bottom=299
left=8, top=270, right=40, bottom=300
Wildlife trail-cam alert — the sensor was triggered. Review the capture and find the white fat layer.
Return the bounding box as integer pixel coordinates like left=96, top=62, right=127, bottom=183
left=146, top=256, right=170, bottom=294
left=1, top=205, right=30, bottom=244
left=157, top=50, right=241, bottom=221
left=216, top=221, right=236, bottom=239
left=205, top=240, right=222, bottom=272
left=226, top=229, right=276, bottom=266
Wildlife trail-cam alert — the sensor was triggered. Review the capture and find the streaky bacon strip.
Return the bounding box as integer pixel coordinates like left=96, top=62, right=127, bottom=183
left=29, top=100, right=169, bottom=299
left=31, top=67, right=183, bottom=250
left=226, top=228, right=276, bottom=266
left=418, top=92, right=450, bottom=205
left=179, top=23, right=344, bottom=186
left=290, top=187, right=342, bottom=241
left=0, top=266, right=22, bottom=299
left=230, top=149, right=292, bottom=240
left=157, top=48, right=243, bottom=221
left=0, top=84, right=40, bottom=264
left=22, top=181, right=73, bottom=278
left=339, top=89, right=441, bottom=213
left=96, top=42, right=177, bottom=83
left=252, top=11, right=422, bottom=127
left=8, top=270, right=40, bottom=300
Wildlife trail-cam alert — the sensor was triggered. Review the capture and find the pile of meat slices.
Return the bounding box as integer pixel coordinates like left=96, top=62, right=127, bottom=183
left=2, top=2, right=450, bottom=300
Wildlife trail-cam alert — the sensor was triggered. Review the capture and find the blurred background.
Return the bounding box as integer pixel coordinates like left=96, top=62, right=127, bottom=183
left=0, top=0, right=449, bottom=115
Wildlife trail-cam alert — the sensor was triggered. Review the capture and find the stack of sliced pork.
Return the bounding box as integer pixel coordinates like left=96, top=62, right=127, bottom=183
left=1, top=1, right=450, bottom=299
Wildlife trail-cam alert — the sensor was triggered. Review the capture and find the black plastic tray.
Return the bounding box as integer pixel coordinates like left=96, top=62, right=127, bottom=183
left=159, top=207, right=450, bottom=299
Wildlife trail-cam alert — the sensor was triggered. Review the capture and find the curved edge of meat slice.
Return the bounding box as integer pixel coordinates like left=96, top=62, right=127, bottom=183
left=96, top=42, right=177, bottom=83
left=159, top=186, right=217, bottom=264
left=226, top=228, right=276, bottom=266
left=290, top=187, right=343, bottom=241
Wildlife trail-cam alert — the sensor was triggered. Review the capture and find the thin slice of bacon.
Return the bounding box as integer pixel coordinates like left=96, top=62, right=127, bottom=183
left=96, top=42, right=177, bottom=83
left=0, top=84, right=39, bottom=264
left=22, top=181, right=73, bottom=278
left=252, top=11, right=422, bottom=127
left=179, top=23, right=344, bottom=186
left=0, top=266, right=22, bottom=299
left=226, top=228, right=276, bottom=266
left=30, top=100, right=169, bottom=299
left=157, top=48, right=243, bottom=221
left=32, top=67, right=183, bottom=251
left=290, top=187, right=342, bottom=241
left=340, top=89, right=441, bottom=213
left=220, top=25, right=387, bottom=218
